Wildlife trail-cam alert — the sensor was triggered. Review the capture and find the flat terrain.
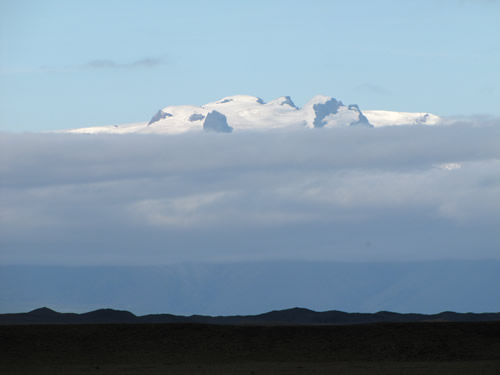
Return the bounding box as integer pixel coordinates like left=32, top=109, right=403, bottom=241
left=2, top=322, right=500, bottom=374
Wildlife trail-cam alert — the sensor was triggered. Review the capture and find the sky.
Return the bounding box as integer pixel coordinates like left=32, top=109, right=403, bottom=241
left=1, top=0, right=500, bottom=132
left=1, top=1, right=500, bottom=314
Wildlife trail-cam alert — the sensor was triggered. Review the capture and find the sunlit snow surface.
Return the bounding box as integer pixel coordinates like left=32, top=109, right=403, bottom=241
left=64, top=122, right=148, bottom=134
left=63, top=95, right=441, bottom=134
left=363, top=110, right=441, bottom=127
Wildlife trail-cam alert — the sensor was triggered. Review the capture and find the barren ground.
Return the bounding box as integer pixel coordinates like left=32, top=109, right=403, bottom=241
left=2, top=322, right=500, bottom=374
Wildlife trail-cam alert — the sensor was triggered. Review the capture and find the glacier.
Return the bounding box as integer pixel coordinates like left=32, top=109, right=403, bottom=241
left=65, top=94, right=441, bottom=134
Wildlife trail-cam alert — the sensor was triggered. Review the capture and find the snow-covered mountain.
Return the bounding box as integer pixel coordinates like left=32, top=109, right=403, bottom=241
left=65, top=95, right=441, bottom=134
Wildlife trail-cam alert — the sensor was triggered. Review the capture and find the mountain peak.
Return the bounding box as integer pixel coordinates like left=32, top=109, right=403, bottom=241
left=306, top=94, right=338, bottom=106
left=203, top=111, right=233, bottom=133
left=305, top=96, right=342, bottom=128
left=269, top=96, right=299, bottom=109
left=148, top=109, right=173, bottom=126
left=208, top=95, right=265, bottom=106
left=28, top=307, right=58, bottom=315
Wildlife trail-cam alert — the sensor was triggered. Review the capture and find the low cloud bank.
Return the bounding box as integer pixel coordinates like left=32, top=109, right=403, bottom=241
left=1, top=121, right=499, bottom=264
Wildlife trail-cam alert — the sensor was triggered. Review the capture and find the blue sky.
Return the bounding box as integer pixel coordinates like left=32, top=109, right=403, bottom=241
left=1, top=0, right=499, bottom=131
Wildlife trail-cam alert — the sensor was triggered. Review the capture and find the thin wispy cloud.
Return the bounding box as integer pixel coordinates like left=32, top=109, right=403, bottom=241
left=82, top=57, right=166, bottom=70
left=36, top=57, right=167, bottom=73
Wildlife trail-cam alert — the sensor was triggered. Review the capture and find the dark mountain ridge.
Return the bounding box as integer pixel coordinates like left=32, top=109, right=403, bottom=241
left=2, top=307, right=500, bottom=325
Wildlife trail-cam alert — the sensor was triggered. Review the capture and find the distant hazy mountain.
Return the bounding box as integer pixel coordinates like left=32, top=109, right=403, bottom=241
left=64, top=95, right=440, bottom=134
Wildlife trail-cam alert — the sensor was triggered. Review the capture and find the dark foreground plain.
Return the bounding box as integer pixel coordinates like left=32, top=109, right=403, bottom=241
left=2, top=322, right=500, bottom=374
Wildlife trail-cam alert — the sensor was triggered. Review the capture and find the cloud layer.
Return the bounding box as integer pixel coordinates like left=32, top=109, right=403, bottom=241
left=1, top=122, right=500, bottom=265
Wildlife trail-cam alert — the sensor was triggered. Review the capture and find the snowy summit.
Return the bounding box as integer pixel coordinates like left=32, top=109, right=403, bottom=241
left=66, top=95, right=441, bottom=134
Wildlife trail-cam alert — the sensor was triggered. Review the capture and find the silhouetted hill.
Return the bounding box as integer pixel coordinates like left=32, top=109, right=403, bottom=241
left=81, top=308, right=136, bottom=323
left=1, top=307, right=500, bottom=325
left=29, top=307, right=59, bottom=316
